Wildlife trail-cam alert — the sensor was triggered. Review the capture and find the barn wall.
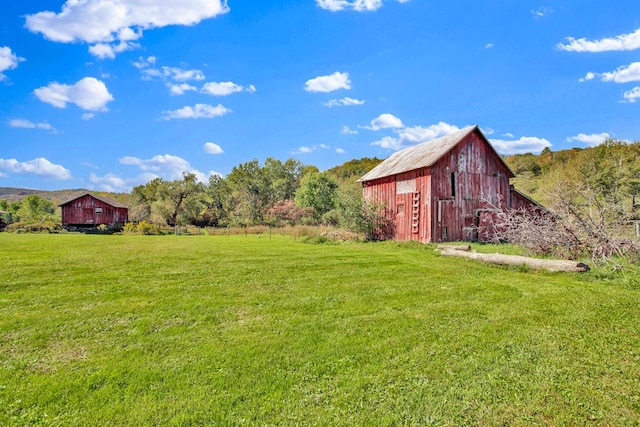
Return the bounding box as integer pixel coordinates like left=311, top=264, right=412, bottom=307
left=429, top=132, right=513, bottom=242
left=61, top=195, right=128, bottom=226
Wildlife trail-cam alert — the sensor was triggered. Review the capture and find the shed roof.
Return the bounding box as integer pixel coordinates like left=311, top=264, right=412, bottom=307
left=357, top=125, right=512, bottom=182
left=60, top=193, right=128, bottom=209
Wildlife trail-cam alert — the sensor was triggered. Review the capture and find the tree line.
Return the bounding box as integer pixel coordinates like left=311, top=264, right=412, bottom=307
left=129, top=157, right=385, bottom=233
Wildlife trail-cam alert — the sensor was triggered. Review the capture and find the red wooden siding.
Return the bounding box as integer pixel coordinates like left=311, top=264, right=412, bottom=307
left=61, top=194, right=128, bottom=227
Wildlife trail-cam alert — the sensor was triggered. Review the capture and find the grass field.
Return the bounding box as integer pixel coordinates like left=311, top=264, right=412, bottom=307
left=1, top=233, right=639, bottom=426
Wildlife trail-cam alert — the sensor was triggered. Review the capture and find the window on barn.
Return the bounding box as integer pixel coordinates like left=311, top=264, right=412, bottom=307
left=397, top=202, right=405, bottom=217
left=95, top=207, right=103, bottom=214
left=450, top=172, right=456, bottom=198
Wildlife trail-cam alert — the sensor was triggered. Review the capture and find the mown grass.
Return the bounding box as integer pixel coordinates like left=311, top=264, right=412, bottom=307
left=1, top=233, right=639, bottom=426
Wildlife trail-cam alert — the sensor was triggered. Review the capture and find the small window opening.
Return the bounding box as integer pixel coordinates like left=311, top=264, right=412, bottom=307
left=397, top=202, right=405, bottom=216
left=95, top=207, right=103, bottom=214
left=450, top=172, right=456, bottom=198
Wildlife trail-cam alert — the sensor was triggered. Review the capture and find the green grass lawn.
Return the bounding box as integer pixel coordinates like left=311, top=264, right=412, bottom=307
left=1, top=233, right=639, bottom=426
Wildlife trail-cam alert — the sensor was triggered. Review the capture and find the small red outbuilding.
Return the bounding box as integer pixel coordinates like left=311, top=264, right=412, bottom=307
left=60, top=193, right=129, bottom=230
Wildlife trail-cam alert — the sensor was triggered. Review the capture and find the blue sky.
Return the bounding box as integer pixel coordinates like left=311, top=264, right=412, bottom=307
left=1, top=1, right=639, bottom=192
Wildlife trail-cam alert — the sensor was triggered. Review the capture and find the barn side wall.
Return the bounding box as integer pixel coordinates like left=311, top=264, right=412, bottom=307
left=61, top=195, right=128, bottom=227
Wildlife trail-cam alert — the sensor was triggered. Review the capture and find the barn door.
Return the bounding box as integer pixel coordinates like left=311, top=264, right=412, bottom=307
left=83, top=208, right=94, bottom=224
left=437, top=199, right=452, bottom=242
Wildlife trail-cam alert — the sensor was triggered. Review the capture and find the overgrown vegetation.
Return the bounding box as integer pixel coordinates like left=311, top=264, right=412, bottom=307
left=1, top=234, right=638, bottom=425
left=502, top=139, right=640, bottom=262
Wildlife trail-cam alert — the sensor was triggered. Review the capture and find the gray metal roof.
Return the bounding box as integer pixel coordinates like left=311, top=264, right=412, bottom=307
left=60, top=193, right=128, bottom=208
left=357, top=125, right=478, bottom=182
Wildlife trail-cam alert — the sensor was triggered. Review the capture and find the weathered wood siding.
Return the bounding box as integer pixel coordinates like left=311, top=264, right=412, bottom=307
left=61, top=194, right=128, bottom=227
left=428, top=131, right=513, bottom=242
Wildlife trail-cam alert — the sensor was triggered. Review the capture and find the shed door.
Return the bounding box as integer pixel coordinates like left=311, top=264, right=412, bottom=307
left=83, top=208, right=94, bottom=224
left=437, top=199, right=452, bottom=242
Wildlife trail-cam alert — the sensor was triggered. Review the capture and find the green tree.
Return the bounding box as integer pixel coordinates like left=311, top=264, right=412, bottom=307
left=16, top=195, right=56, bottom=223
left=294, top=172, right=338, bottom=221
left=157, top=173, right=206, bottom=227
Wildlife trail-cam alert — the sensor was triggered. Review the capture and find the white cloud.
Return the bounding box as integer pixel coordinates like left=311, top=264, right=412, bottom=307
left=203, top=142, right=224, bottom=154
left=581, top=63, right=640, bottom=84
left=371, top=121, right=461, bottom=150
left=341, top=125, right=358, bottom=135
left=119, top=154, right=210, bottom=182
left=397, top=122, right=461, bottom=142
left=0, top=157, right=71, bottom=180
left=336, top=148, right=346, bottom=154
left=600, top=62, right=640, bottom=83
left=503, top=132, right=514, bottom=138
left=82, top=113, right=95, bottom=120
left=293, top=144, right=332, bottom=154
left=89, top=172, right=129, bottom=192
left=132, top=56, right=156, bottom=69
left=168, top=83, right=197, bottom=96
left=484, top=43, right=494, bottom=49
left=89, top=40, right=138, bottom=59
left=531, top=6, right=553, bottom=18
left=143, top=66, right=206, bottom=82
left=371, top=136, right=403, bottom=150
left=558, top=28, right=640, bottom=52
left=566, top=132, right=611, bottom=147
left=323, top=97, right=365, bottom=107
left=201, top=82, right=256, bottom=96
left=489, top=136, right=551, bottom=155
left=579, top=72, right=596, bottom=82
left=161, top=103, right=231, bottom=120
left=316, top=0, right=410, bottom=12
left=25, top=0, right=230, bottom=58
left=34, top=77, right=114, bottom=111
left=366, top=113, right=404, bottom=131
left=623, top=86, right=640, bottom=103
left=482, top=127, right=495, bottom=135
left=0, top=46, right=25, bottom=80
left=9, top=119, right=58, bottom=132
left=304, top=71, right=351, bottom=92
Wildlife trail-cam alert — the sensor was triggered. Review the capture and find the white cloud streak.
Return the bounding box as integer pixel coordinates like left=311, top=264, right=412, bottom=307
left=367, top=113, right=404, bottom=131
left=34, top=77, right=114, bottom=111
left=168, top=83, right=197, bottom=96
left=0, top=157, right=71, bottom=180
left=0, top=46, right=25, bottom=80
left=558, top=28, right=640, bottom=52
left=119, top=154, right=213, bottom=183
left=323, top=97, right=365, bottom=107
left=25, top=0, right=230, bottom=58
left=316, top=0, right=408, bottom=12
left=201, top=82, right=256, bottom=96
left=203, top=142, right=224, bottom=154
left=371, top=121, right=460, bottom=150
left=566, top=132, right=611, bottom=147
left=623, top=87, right=640, bottom=103
left=304, top=71, right=351, bottom=92
left=161, top=103, right=231, bottom=120
left=341, top=126, right=358, bottom=135
left=9, top=119, right=58, bottom=133
left=489, top=136, right=551, bottom=155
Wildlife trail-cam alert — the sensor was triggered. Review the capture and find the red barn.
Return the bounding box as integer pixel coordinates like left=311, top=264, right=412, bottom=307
left=358, top=125, right=540, bottom=243
left=60, top=193, right=129, bottom=230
